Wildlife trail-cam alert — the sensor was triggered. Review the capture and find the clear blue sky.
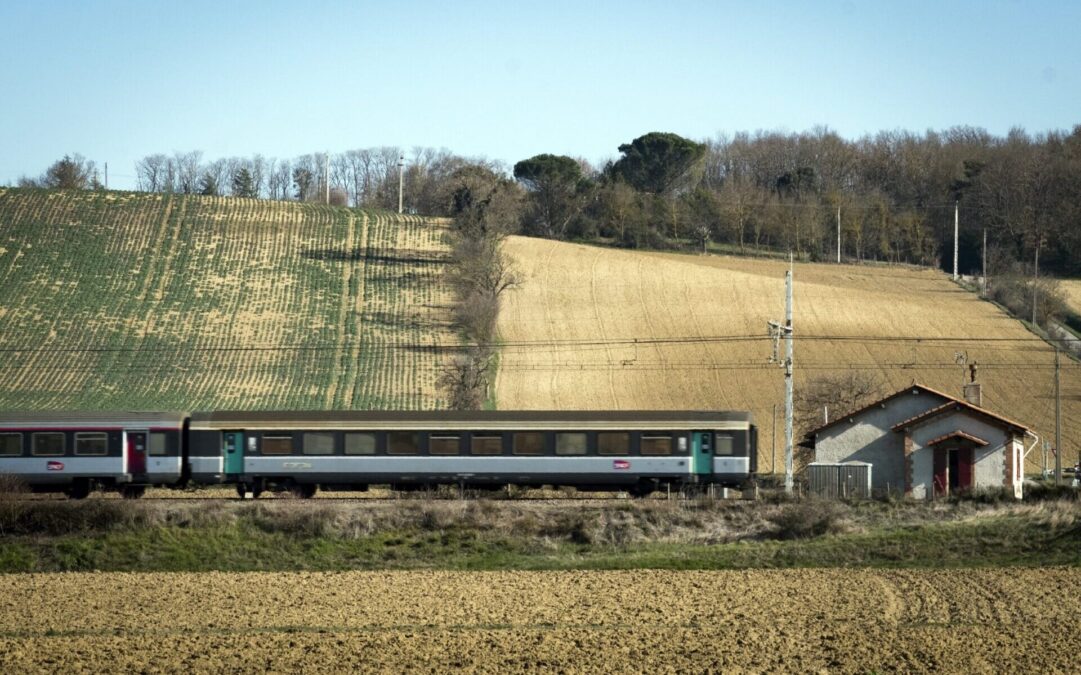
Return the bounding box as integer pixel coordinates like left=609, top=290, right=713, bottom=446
left=1, top=0, right=1078, bottom=189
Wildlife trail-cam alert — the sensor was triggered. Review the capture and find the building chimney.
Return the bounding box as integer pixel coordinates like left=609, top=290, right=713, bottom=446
left=963, top=382, right=982, bottom=407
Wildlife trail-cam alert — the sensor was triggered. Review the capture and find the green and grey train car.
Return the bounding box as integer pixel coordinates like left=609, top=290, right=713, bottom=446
left=188, top=410, right=757, bottom=498
left=0, top=411, right=187, bottom=498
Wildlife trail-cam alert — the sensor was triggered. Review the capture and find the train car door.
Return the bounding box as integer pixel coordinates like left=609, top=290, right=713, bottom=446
left=126, top=430, right=148, bottom=475
left=691, top=432, right=712, bottom=478
left=223, top=432, right=245, bottom=475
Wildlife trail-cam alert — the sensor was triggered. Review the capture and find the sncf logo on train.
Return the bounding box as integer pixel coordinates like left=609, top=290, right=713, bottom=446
left=47, top=461, right=65, bottom=471
left=613, top=460, right=631, bottom=470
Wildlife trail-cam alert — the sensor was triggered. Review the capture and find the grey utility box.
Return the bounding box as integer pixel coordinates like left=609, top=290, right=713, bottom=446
left=807, top=462, right=873, bottom=499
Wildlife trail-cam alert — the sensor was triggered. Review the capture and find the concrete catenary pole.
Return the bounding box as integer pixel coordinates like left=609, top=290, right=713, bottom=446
left=982, top=229, right=987, bottom=290
left=397, top=155, right=405, bottom=214
left=784, top=255, right=794, bottom=493
left=953, top=200, right=959, bottom=280
left=325, top=153, right=330, bottom=205
left=836, top=205, right=841, bottom=264
left=104, top=162, right=108, bottom=191
left=1055, top=347, right=1062, bottom=485
left=1032, top=243, right=1040, bottom=326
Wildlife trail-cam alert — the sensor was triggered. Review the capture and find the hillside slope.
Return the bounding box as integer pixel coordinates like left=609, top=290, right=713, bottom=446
left=0, top=189, right=453, bottom=410
left=495, top=237, right=1080, bottom=473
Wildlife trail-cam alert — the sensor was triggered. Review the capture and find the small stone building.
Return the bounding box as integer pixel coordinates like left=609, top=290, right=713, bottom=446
left=803, top=383, right=1030, bottom=499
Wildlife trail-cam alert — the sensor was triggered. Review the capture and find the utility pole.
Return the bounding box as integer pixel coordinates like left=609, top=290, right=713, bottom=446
left=836, top=205, right=841, bottom=264
left=397, top=155, right=405, bottom=214
left=104, top=162, right=108, bottom=190
left=324, top=153, right=330, bottom=205
left=1055, top=347, right=1062, bottom=485
left=784, top=257, right=794, bottom=493
left=1032, top=242, right=1040, bottom=326
left=771, top=403, right=777, bottom=475
left=768, top=257, right=794, bottom=491
left=981, top=229, right=987, bottom=291
left=953, top=200, right=959, bottom=280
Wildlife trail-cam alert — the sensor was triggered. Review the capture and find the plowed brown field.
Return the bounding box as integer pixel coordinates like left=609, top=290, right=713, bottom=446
left=1, top=569, right=1077, bottom=672
left=496, top=237, right=1081, bottom=472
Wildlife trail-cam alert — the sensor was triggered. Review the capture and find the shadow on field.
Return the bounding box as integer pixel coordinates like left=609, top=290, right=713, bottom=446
left=302, top=247, right=448, bottom=267
left=366, top=310, right=454, bottom=334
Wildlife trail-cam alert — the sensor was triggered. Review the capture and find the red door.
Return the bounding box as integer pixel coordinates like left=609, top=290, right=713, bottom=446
left=956, top=447, right=974, bottom=492
left=127, top=432, right=147, bottom=474
left=933, top=447, right=947, bottom=497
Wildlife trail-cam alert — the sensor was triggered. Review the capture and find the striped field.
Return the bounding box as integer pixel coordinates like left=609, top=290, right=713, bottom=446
left=0, top=188, right=454, bottom=411
left=494, top=236, right=1081, bottom=473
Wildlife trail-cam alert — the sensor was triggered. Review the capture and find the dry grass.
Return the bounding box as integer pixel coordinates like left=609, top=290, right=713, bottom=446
left=495, top=237, right=1081, bottom=472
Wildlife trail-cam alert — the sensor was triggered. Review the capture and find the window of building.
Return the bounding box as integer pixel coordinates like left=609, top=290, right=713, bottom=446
left=149, top=433, right=168, bottom=456
left=471, top=434, right=503, bottom=455
left=640, top=433, right=673, bottom=456
left=429, top=435, right=460, bottom=455
left=597, top=432, right=629, bottom=455
left=303, top=432, right=335, bottom=455
left=715, top=434, right=734, bottom=456
left=388, top=432, right=420, bottom=455
left=512, top=432, right=545, bottom=456
left=75, top=432, right=108, bottom=456
left=262, top=435, right=293, bottom=455
left=555, top=432, right=587, bottom=456
left=0, top=433, right=23, bottom=456
left=345, top=433, right=376, bottom=455
left=32, top=432, right=65, bottom=456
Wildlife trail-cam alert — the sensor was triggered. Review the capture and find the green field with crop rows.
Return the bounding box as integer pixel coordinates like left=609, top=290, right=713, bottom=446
left=0, top=188, right=453, bottom=410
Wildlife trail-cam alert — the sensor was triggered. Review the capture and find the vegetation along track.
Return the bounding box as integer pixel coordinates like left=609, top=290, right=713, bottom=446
left=0, top=189, right=455, bottom=411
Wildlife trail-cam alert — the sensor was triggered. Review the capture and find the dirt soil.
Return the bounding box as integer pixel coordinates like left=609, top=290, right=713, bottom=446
left=2, top=568, right=1077, bottom=673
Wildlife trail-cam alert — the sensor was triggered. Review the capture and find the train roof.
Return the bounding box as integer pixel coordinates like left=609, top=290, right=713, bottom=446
left=0, top=411, right=188, bottom=428
left=189, top=410, right=754, bottom=431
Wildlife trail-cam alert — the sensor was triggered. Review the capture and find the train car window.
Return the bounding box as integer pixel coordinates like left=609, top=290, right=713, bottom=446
left=75, top=432, right=108, bottom=456
left=640, top=434, right=673, bottom=456
left=471, top=434, right=503, bottom=455
left=262, top=435, right=293, bottom=455
left=715, top=434, right=734, bottom=456
left=597, top=432, right=629, bottom=455
left=555, top=433, right=587, bottom=455
left=32, top=432, right=65, bottom=456
left=388, top=432, right=420, bottom=455
left=0, top=433, right=22, bottom=456
left=429, top=435, right=460, bottom=455
left=344, top=433, right=376, bottom=455
left=512, top=432, right=545, bottom=455
left=149, top=433, right=168, bottom=456
left=303, top=432, right=335, bottom=455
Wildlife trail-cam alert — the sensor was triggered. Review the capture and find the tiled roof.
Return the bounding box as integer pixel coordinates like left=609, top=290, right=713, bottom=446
left=927, top=430, right=989, bottom=446
left=891, top=399, right=1028, bottom=433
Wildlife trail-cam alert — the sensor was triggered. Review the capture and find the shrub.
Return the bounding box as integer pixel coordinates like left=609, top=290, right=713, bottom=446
left=765, top=500, right=846, bottom=540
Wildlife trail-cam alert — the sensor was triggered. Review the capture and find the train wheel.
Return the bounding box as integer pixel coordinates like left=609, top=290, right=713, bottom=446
left=67, top=480, right=91, bottom=500
left=235, top=483, right=248, bottom=499
left=289, top=483, right=317, bottom=499
left=121, top=486, right=145, bottom=500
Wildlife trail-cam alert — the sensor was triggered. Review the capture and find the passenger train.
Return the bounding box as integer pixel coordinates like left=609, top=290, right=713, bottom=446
left=0, top=410, right=757, bottom=499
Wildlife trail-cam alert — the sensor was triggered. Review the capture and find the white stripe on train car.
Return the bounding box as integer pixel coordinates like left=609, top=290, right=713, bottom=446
left=712, top=457, right=750, bottom=474
left=0, top=457, right=124, bottom=484
left=242, top=455, right=691, bottom=475
left=188, top=456, right=225, bottom=480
